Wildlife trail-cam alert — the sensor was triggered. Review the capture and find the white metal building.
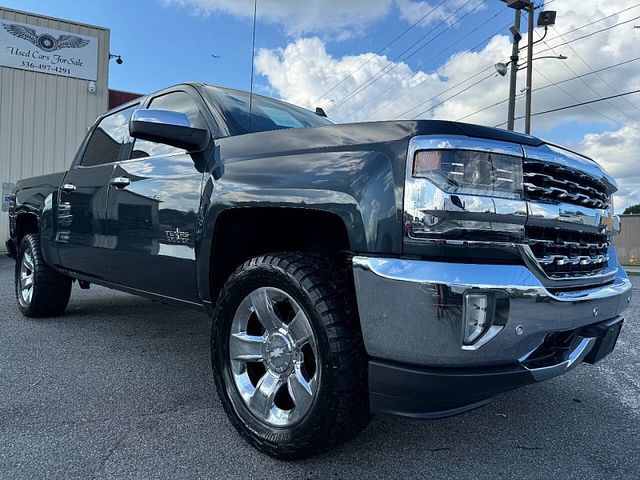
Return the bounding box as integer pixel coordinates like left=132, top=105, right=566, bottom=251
left=0, top=7, right=110, bottom=251
left=614, top=214, right=640, bottom=265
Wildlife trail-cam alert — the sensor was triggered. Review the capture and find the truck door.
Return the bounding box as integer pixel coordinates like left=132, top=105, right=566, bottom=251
left=105, top=89, right=209, bottom=304
left=57, top=105, right=137, bottom=279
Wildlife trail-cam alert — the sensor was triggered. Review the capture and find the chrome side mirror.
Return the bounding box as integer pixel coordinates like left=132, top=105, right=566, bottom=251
left=129, top=109, right=210, bottom=152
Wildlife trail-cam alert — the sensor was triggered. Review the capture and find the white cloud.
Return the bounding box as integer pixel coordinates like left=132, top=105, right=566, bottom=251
left=161, top=0, right=394, bottom=37
left=254, top=34, right=510, bottom=123
left=396, top=0, right=486, bottom=26
left=161, top=0, right=489, bottom=37
left=256, top=0, right=640, bottom=125
left=577, top=127, right=640, bottom=212
left=255, top=0, right=640, bottom=203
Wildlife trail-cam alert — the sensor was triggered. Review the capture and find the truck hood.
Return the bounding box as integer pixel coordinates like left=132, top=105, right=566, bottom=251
left=217, top=119, right=610, bottom=182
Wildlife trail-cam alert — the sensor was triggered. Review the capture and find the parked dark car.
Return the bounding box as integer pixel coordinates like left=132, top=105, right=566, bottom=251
left=6, top=82, right=632, bottom=458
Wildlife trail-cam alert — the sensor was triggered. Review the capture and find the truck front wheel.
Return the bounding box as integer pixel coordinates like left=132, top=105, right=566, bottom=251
left=211, top=253, right=369, bottom=459
left=15, top=234, right=72, bottom=317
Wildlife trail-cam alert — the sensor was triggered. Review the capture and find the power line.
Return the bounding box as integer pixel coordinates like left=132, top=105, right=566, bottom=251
left=455, top=95, right=516, bottom=122
left=365, top=24, right=510, bottom=121
left=533, top=67, right=640, bottom=130
left=456, top=55, right=640, bottom=122
left=524, top=88, right=640, bottom=118
left=536, top=29, right=640, bottom=125
left=332, top=1, right=640, bottom=125
left=367, top=2, right=639, bottom=122
left=548, top=3, right=640, bottom=38
left=534, top=12, right=640, bottom=57
left=453, top=5, right=640, bottom=124
left=550, top=25, right=640, bottom=115
left=327, top=0, right=482, bottom=113
left=409, top=71, right=498, bottom=119
left=310, top=0, right=449, bottom=106
left=389, top=65, right=496, bottom=119
left=248, top=0, right=258, bottom=132
left=497, top=88, right=640, bottom=124
left=360, top=12, right=511, bottom=119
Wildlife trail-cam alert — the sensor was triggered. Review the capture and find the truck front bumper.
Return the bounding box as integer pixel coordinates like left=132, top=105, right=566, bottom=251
left=352, top=256, right=632, bottom=418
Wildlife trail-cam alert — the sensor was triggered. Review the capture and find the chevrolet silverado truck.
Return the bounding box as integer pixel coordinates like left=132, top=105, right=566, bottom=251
left=6, top=82, right=632, bottom=459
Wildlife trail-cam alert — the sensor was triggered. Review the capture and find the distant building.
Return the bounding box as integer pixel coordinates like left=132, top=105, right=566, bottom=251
left=0, top=7, right=141, bottom=251
left=614, top=214, right=640, bottom=265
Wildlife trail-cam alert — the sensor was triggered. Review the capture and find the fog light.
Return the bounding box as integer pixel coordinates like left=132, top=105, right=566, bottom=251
left=463, top=293, right=494, bottom=344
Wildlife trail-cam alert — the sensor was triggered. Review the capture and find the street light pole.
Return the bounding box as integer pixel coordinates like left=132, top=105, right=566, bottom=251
left=524, top=1, right=534, bottom=134
left=507, top=9, right=521, bottom=131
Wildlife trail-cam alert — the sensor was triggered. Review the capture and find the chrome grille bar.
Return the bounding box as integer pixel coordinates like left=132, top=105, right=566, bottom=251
left=523, top=161, right=610, bottom=210
left=538, top=254, right=609, bottom=266
left=525, top=225, right=610, bottom=278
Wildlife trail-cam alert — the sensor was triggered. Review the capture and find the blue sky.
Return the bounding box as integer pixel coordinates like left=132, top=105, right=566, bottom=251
left=4, top=0, right=517, bottom=94
left=4, top=0, right=640, bottom=209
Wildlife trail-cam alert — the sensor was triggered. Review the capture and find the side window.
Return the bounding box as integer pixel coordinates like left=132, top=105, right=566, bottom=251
left=80, top=106, right=136, bottom=167
left=131, top=91, right=205, bottom=159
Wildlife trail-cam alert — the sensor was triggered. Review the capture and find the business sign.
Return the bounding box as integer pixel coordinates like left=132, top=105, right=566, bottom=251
left=2, top=182, right=14, bottom=213
left=0, top=20, right=98, bottom=80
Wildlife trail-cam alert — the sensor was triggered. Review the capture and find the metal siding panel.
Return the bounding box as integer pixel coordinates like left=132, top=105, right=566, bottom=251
left=23, top=70, right=36, bottom=180
left=10, top=70, right=25, bottom=180
left=33, top=69, right=47, bottom=176
left=0, top=7, right=109, bottom=251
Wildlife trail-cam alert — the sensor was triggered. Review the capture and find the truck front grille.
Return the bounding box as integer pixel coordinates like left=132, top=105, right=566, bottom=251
left=523, top=160, right=610, bottom=210
left=526, top=226, right=610, bottom=278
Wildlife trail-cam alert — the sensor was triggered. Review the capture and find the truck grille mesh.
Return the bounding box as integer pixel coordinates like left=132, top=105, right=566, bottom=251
left=523, top=160, right=610, bottom=210
left=526, top=226, right=609, bottom=278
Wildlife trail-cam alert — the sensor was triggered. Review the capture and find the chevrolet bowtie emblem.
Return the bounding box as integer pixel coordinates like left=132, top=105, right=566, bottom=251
left=269, top=347, right=286, bottom=359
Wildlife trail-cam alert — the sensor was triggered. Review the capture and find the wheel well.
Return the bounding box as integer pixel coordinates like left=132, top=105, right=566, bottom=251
left=15, top=213, right=39, bottom=245
left=210, top=208, right=351, bottom=301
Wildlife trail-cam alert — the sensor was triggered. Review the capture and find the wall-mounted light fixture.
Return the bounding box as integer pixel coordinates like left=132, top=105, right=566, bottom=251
left=109, top=53, right=123, bottom=64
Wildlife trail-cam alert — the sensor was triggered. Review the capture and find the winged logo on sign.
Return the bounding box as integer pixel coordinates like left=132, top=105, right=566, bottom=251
left=2, top=23, right=90, bottom=52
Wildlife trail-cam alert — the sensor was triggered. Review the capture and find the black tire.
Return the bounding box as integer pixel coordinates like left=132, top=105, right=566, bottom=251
left=211, top=253, right=370, bottom=459
left=15, top=234, right=72, bottom=317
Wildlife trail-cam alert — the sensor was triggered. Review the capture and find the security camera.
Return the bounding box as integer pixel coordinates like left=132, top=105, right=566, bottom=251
left=115, top=56, right=123, bottom=65
left=506, top=0, right=531, bottom=9
left=510, top=25, right=522, bottom=43
left=538, top=11, right=557, bottom=27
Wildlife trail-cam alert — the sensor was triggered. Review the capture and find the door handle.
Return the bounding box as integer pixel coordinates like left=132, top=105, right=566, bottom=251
left=110, top=177, right=131, bottom=189
left=61, top=183, right=76, bottom=193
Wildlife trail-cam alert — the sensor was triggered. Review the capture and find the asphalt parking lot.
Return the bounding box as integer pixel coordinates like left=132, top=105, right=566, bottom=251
left=1, top=256, right=639, bottom=480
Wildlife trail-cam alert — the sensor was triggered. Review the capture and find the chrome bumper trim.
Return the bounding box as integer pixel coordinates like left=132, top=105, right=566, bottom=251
left=352, top=256, right=631, bottom=367
left=522, top=336, right=596, bottom=382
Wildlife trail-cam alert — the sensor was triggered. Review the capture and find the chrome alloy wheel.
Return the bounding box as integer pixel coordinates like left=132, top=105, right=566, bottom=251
left=19, top=248, right=35, bottom=307
left=229, top=287, right=319, bottom=427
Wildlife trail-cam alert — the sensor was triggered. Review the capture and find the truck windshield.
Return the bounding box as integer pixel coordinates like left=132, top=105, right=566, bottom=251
left=204, top=85, right=333, bottom=137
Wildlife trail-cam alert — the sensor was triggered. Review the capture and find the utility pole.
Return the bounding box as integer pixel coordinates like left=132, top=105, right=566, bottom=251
left=502, top=1, right=557, bottom=133
left=524, top=1, right=534, bottom=134
left=506, top=9, right=521, bottom=131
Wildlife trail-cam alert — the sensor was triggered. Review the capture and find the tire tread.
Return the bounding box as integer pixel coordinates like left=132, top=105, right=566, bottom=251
left=212, top=252, right=370, bottom=459
left=15, top=234, right=72, bottom=317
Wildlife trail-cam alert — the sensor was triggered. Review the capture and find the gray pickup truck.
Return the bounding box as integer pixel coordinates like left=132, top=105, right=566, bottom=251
left=6, top=82, right=632, bottom=458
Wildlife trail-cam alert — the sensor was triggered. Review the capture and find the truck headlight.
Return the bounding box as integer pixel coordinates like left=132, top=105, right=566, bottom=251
left=412, top=149, right=523, bottom=199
